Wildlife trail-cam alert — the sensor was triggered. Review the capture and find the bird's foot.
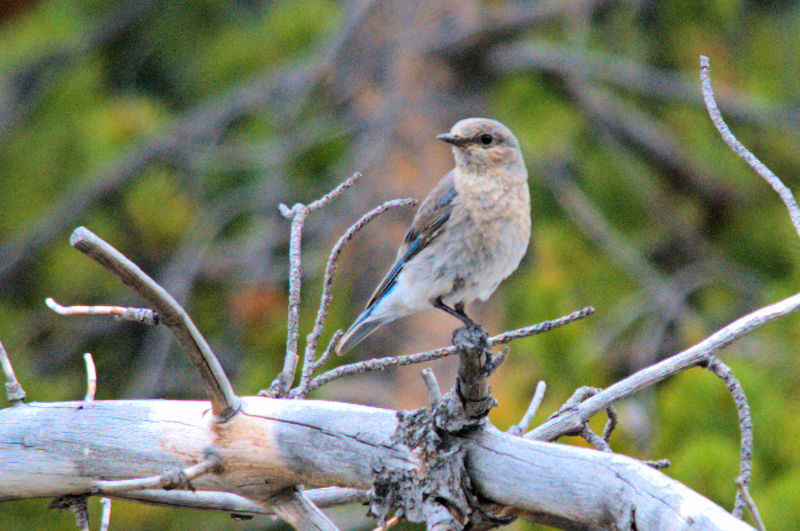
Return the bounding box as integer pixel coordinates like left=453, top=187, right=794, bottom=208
left=452, top=322, right=489, bottom=353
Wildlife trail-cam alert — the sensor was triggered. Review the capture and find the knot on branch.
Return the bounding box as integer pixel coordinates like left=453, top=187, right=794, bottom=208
left=367, top=325, right=513, bottom=529
left=368, top=407, right=475, bottom=529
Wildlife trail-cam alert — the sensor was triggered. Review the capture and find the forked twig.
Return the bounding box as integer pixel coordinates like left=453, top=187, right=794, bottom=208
left=92, top=457, right=220, bottom=495
left=294, top=198, right=417, bottom=397
left=271, top=172, right=362, bottom=398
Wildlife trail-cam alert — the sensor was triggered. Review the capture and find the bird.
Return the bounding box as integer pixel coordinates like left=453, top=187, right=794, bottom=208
left=336, top=117, right=530, bottom=355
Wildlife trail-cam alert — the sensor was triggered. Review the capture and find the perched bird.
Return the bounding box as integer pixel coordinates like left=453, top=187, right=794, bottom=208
left=336, top=118, right=530, bottom=354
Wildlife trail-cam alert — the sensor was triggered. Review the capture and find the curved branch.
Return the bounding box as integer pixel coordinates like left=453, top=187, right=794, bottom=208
left=69, top=226, right=239, bottom=420
left=528, top=290, right=800, bottom=441
left=700, top=55, right=800, bottom=241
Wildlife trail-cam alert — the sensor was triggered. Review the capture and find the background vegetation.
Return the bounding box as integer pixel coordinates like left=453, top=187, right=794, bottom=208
left=1, top=0, right=799, bottom=529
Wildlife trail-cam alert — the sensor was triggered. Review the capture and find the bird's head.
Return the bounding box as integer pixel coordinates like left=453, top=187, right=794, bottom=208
left=437, top=118, right=523, bottom=171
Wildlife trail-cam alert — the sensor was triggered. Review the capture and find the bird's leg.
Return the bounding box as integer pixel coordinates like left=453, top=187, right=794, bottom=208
left=433, top=297, right=476, bottom=328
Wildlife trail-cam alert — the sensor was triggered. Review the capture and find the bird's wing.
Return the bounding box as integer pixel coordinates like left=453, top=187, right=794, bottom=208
left=366, top=171, right=458, bottom=308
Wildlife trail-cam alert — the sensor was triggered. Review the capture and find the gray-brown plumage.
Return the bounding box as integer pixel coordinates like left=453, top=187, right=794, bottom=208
left=337, top=118, right=530, bottom=354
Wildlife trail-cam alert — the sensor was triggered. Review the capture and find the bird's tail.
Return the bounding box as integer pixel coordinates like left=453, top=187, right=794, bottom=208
left=336, top=309, right=390, bottom=355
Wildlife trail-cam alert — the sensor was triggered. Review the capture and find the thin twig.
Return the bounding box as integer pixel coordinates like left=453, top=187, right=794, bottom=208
left=92, top=457, right=220, bottom=495
left=486, top=306, right=594, bottom=344
left=735, top=476, right=766, bottom=531
left=113, top=487, right=369, bottom=514
left=69, top=227, right=239, bottom=420
left=0, top=340, right=25, bottom=405
left=705, top=356, right=754, bottom=518
left=580, top=426, right=611, bottom=452
left=701, top=55, right=800, bottom=241
left=100, top=498, right=112, bottom=531
left=83, top=353, right=97, bottom=403
left=421, top=368, right=441, bottom=408
left=271, top=173, right=363, bottom=398
left=307, top=172, right=362, bottom=212
left=297, top=198, right=417, bottom=397
left=527, top=289, right=800, bottom=441
left=46, top=297, right=160, bottom=326
left=312, top=330, right=344, bottom=373
left=507, top=381, right=546, bottom=436
left=305, top=306, right=594, bottom=393
left=602, top=403, right=618, bottom=442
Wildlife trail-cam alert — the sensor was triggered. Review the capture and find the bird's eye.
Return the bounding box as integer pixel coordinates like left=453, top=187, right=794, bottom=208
left=479, top=134, right=493, bottom=146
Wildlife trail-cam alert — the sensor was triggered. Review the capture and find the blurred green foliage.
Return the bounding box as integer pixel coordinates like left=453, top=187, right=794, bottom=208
left=1, top=0, right=800, bottom=529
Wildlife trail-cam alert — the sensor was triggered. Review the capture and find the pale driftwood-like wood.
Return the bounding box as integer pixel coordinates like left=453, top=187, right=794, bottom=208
left=0, top=397, right=751, bottom=529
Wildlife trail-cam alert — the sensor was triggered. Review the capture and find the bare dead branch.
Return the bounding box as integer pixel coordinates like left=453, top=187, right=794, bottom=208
left=481, top=305, right=594, bottom=344
left=69, top=226, right=239, bottom=420
left=700, top=55, right=800, bottom=241
left=312, top=330, right=344, bottom=373
left=306, top=306, right=594, bottom=394
left=705, top=356, right=754, bottom=519
left=421, top=368, right=442, bottom=408
left=264, top=486, right=339, bottom=531
left=580, top=425, right=611, bottom=452
left=0, top=339, right=25, bottom=405
left=735, top=476, right=766, bottom=531
left=296, top=198, right=417, bottom=397
left=507, top=381, right=546, bottom=436
left=269, top=172, right=363, bottom=398
left=83, top=353, right=96, bottom=403
left=527, top=290, right=800, bottom=441
left=602, top=402, right=618, bottom=442
left=92, top=457, right=220, bottom=495
left=46, top=297, right=160, bottom=326
left=114, top=487, right=369, bottom=515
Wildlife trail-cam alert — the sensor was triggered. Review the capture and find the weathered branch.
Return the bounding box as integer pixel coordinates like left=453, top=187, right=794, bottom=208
left=93, top=457, right=220, bottom=495
left=68, top=226, right=239, bottom=420
left=113, top=487, right=369, bottom=515
left=527, top=290, right=800, bottom=441
left=263, top=486, right=338, bottom=531
left=0, top=398, right=752, bottom=530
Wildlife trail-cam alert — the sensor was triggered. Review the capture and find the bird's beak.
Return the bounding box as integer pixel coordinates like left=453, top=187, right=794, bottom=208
left=437, top=133, right=467, bottom=147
